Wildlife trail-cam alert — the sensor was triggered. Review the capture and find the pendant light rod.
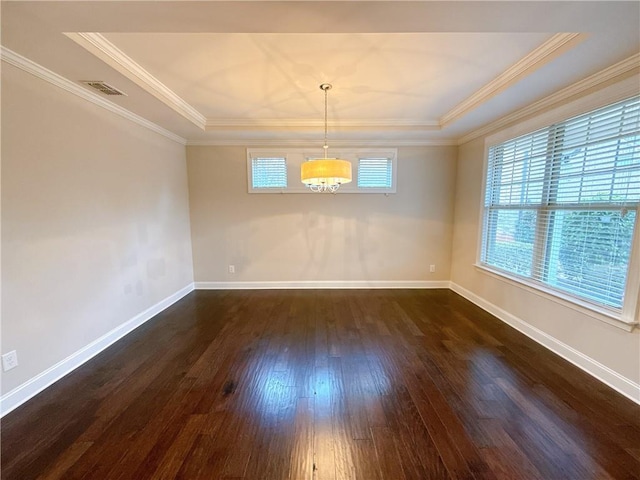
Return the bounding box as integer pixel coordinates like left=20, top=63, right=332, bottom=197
left=320, top=83, right=332, bottom=159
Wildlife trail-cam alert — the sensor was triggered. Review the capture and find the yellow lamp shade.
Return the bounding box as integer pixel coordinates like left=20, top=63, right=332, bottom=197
left=301, top=159, right=352, bottom=186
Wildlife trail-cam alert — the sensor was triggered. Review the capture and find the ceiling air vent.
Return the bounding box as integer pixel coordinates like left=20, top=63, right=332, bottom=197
left=81, top=81, right=127, bottom=96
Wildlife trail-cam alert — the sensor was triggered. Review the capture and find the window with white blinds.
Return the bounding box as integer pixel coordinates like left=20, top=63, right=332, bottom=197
left=481, top=96, right=640, bottom=311
left=247, top=148, right=397, bottom=193
left=251, top=157, right=287, bottom=190
left=358, top=157, right=393, bottom=189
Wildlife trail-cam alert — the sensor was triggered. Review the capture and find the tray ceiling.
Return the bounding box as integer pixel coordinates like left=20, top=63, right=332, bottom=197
left=2, top=1, right=639, bottom=145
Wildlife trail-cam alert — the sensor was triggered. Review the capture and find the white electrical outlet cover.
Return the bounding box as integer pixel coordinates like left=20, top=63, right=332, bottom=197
left=2, top=351, right=18, bottom=371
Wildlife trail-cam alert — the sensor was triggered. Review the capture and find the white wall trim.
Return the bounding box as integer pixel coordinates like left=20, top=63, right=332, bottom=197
left=195, top=280, right=450, bottom=290
left=450, top=282, right=640, bottom=405
left=459, top=52, right=640, bottom=145
left=0, top=46, right=187, bottom=146
left=66, top=33, right=207, bottom=130
left=186, top=138, right=458, bottom=147
left=205, top=118, right=441, bottom=129
left=0, top=283, right=195, bottom=418
left=441, top=33, right=584, bottom=128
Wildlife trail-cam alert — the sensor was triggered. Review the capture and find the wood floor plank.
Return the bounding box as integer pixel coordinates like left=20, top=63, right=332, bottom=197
left=313, top=365, right=337, bottom=480
left=289, top=397, right=315, bottom=480
left=370, top=426, right=407, bottom=480
left=150, top=414, right=208, bottom=479
left=2, top=289, right=639, bottom=480
left=35, top=442, right=93, bottom=480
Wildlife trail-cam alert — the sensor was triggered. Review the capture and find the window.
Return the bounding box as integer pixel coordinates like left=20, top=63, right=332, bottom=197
left=250, top=156, right=287, bottom=190
left=358, top=158, right=393, bottom=189
left=480, top=96, right=640, bottom=315
left=247, top=148, right=397, bottom=193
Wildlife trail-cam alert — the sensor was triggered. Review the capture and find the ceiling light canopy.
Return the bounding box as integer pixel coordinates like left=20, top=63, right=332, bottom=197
left=301, top=84, right=352, bottom=193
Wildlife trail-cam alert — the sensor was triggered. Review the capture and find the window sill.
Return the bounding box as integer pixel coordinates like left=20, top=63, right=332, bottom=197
left=474, top=264, right=638, bottom=332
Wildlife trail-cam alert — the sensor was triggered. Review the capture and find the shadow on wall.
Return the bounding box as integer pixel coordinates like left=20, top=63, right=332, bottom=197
left=222, top=204, right=444, bottom=281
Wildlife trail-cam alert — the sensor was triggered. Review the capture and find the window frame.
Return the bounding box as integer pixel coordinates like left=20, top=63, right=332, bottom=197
left=477, top=83, right=640, bottom=330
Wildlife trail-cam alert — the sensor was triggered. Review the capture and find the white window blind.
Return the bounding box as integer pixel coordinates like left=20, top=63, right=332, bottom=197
left=358, top=158, right=393, bottom=189
left=251, top=157, right=287, bottom=189
left=481, top=96, right=640, bottom=310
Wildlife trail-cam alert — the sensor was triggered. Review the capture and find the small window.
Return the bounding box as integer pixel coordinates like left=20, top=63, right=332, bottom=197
left=358, top=158, right=393, bottom=189
left=251, top=157, right=287, bottom=190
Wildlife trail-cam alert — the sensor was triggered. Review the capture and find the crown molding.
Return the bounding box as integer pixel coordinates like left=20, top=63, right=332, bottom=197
left=0, top=46, right=187, bottom=145
left=187, top=137, right=457, bottom=147
left=0, top=45, right=458, bottom=149
left=66, top=32, right=207, bottom=130
left=7, top=38, right=636, bottom=149
left=67, top=33, right=443, bottom=134
left=205, top=118, right=441, bottom=129
left=458, top=52, right=640, bottom=145
left=440, top=33, right=584, bottom=128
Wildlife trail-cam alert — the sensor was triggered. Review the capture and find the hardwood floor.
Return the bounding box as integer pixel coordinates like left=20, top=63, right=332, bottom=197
left=2, top=289, right=639, bottom=479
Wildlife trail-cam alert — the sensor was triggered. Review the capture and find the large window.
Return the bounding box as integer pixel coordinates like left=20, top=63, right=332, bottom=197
left=480, top=96, right=640, bottom=315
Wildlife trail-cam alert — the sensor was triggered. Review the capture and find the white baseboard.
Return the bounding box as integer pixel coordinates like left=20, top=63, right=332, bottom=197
left=195, top=280, right=451, bottom=290
left=0, top=283, right=195, bottom=417
left=449, top=282, right=640, bottom=405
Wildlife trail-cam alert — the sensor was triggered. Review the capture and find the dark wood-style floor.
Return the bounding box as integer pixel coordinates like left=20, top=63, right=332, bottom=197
left=2, top=289, right=639, bottom=479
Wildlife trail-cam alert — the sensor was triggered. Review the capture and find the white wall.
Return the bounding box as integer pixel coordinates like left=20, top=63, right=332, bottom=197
left=451, top=116, right=640, bottom=401
left=187, top=145, right=456, bottom=285
left=1, top=64, right=194, bottom=397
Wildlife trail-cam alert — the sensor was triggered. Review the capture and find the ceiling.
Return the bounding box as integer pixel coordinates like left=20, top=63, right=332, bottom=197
left=2, top=1, right=639, bottom=145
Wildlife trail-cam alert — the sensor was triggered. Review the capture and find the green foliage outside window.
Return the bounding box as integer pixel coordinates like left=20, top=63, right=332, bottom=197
left=558, top=209, right=635, bottom=281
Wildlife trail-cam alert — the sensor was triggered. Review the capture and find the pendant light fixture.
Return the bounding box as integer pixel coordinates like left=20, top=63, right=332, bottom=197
left=300, top=84, right=352, bottom=193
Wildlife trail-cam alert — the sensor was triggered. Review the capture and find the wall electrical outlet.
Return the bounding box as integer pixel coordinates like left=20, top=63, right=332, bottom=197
left=2, top=351, right=18, bottom=372
left=228, top=265, right=235, bottom=274
left=430, top=264, right=436, bottom=273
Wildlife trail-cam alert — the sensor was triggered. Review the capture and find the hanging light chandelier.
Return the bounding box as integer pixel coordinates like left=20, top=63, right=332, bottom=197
left=300, top=84, right=352, bottom=193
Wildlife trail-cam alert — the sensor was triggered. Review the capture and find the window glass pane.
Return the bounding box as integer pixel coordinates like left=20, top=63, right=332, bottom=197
left=556, top=135, right=640, bottom=205
left=487, top=129, right=549, bottom=206
left=252, top=157, right=287, bottom=189
left=484, top=209, right=536, bottom=277
left=358, top=158, right=392, bottom=188
left=545, top=209, right=636, bottom=308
